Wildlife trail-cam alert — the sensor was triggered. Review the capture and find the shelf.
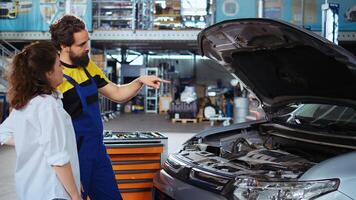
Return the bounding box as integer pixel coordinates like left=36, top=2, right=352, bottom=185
left=155, top=14, right=181, bottom=17
left=91, top=30, right=200, bottom=41
left=154, top=21, right=181, bottom=24
left=146, top=97, right=157, bottom=100
left=93, top=0, right=135, bottom=30
left=93, top=16, right=133, bottom=21
left=93, top=0, right=132, bottom=3
left=145, top=68, right=158, bottom=113
left=100, top=6, right=133, bottom=9
left=1, top=31, right=355, bottom=42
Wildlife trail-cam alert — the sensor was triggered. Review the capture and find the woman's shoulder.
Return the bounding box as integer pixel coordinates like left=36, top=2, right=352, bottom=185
left=29, top=93, right=62, bottom=109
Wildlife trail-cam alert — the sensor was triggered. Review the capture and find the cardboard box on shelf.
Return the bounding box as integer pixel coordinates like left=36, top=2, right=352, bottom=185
left=197, top=107, right=204, bottom=119
left=159, top=95, right=172, bottom=114
left=167, top=0, right=180, bottom=9
left=208, top=96, right=217, bottom=106
left=91, top=54, right=105, bottom=61
left=124, top=102, right=132, bottom=113
left=91, top=54, right=106, bottom=69
left=193, top=84, right=206, bottom=98
left=95, top=61, right=106, bottom=69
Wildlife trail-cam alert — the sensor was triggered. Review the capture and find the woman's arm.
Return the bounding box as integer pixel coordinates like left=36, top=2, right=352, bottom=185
left=0, top=114, right=15, bottom=146
left=3, top=136, right=14, bottom=146
left=38, top=98, right=81, bottom=199
left=52, top=162, right=81, bottom=200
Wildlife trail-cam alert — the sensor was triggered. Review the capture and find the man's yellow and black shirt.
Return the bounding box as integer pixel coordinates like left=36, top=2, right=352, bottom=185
left=57, top=60, right=109, bottom=119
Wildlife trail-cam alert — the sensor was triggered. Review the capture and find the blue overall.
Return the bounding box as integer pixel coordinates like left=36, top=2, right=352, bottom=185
left=63, top=68, right=122, bottom=200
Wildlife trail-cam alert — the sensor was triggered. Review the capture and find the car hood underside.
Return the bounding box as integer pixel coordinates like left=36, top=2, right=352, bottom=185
left=198, top=18, right=356, bottom=109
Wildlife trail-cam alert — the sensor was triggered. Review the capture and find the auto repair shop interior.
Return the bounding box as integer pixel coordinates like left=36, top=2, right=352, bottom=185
left=0, top=0, right=356, bottom=200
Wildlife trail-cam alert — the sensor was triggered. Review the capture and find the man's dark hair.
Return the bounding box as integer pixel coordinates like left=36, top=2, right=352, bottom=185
left=49, top=15, right=86, bottom=50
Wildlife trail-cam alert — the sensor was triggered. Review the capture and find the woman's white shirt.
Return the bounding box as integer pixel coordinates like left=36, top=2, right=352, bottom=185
left=0, top=93, right=80, bottom=200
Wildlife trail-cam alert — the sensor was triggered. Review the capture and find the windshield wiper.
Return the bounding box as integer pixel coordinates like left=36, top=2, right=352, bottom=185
left=290, top=115, right=313, bottom=125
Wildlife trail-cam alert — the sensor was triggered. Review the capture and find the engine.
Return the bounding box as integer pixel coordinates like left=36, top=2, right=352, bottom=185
left=178, top=129, right=316, bottom=182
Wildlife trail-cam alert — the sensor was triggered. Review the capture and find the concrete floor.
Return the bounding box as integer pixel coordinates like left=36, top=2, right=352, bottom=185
left=105, top=113, right=212, bottom=133
left=0, top=113, right=216, bottom=199
left=0, top=145, right=16, bottom=200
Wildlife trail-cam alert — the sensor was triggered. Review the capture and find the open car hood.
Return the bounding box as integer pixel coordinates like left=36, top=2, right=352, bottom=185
left=198, top=18, right=356, bottom=109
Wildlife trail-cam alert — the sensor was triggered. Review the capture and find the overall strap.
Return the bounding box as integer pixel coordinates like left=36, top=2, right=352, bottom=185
left=83, top=67, right=93, bottom=80
left=63, top=74, right=89, bottom=110
left=63, top=74, right=85, bottom=151
left=63, top=74, right=78, bottom=86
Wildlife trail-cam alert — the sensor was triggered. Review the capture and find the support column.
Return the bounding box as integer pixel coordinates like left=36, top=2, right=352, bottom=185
left=258, top=0, right=264, bottom=18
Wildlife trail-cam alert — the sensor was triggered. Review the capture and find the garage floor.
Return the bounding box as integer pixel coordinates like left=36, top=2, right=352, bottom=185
left=0, top=113, right=216, bottom=199
left=105, top=113, right=212, bottom=133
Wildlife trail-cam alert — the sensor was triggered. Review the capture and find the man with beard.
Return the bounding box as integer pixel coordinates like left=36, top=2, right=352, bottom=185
left=49, top=15, right=169, bottom=200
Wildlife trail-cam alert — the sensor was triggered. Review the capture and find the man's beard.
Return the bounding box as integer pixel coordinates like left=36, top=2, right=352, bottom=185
left=69, top=51, right=89, bottom=67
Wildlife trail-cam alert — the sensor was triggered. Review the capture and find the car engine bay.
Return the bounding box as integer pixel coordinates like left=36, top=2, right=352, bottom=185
left=163, top=122, right=354, bottom=195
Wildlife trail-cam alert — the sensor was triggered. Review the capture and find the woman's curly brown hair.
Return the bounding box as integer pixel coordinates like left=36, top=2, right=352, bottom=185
left=6, top=41, right=58, bottom=109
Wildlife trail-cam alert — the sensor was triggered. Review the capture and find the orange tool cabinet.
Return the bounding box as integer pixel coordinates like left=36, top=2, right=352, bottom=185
left=104, top=131, right=168, bottom=200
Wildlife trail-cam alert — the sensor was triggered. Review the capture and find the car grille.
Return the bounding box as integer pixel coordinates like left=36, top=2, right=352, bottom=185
left=153, top=187, right=175, bottom=200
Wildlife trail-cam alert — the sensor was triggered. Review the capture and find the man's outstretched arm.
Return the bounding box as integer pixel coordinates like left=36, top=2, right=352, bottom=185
left=99, top=75, right=170, bottom=103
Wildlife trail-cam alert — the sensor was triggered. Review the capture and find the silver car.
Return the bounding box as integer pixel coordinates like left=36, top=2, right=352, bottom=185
left=153, top=18, right=356, bottom=200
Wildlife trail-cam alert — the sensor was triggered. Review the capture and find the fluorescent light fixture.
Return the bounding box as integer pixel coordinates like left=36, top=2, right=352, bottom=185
left=208, top=91, right=217, bottom=97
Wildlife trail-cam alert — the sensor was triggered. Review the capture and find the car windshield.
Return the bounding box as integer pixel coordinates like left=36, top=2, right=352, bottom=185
left=286, top=104, right=356, bottom=133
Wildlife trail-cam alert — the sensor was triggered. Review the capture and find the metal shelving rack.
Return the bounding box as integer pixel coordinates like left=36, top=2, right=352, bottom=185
left=92, top=0, right=135, bottom=30
left=0, top=31, right=355, bottom=42
left=0, top=30, right=201, bottom=41
left=136, top=0, right=154, bottom=30
left=145, top=67, right=159, bottom=113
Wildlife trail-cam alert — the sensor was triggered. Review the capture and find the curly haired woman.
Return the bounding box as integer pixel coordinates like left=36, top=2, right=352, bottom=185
left=0, top=41, right=81, bottom=200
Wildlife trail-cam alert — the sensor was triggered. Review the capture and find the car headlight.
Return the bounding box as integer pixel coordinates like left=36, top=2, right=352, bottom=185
left=164, top=155, right=187, bottom=173
left=163, top=155, right=191, bottom=180
left=233, top=178, right=339, bottom=200
left=189, top=168, right=233, bottom=193
left=164, top=155, right=233, bottom=194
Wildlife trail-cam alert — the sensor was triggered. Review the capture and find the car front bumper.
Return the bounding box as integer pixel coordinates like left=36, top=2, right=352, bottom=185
left=153, top=168, right=354, bottom=200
